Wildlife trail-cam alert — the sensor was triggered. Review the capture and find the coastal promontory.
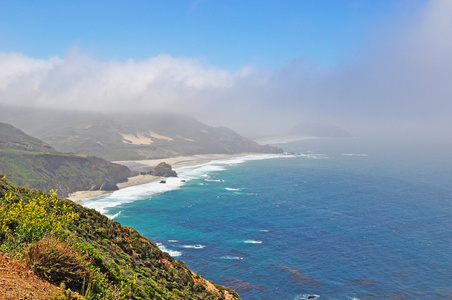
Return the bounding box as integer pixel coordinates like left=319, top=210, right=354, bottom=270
left=0, top=122, right=134, bottom=198
left=0, top=176, right=240, bottom=299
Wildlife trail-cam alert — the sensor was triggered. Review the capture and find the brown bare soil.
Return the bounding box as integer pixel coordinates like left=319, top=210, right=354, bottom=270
left=0, top=252, right=56, bottom=300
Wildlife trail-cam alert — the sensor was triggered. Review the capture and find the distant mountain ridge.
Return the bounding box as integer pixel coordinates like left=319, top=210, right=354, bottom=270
left=0, top=122, right=133, bottom=198
left=0, top=122, right=56, bottom=153
left=0, top=107, right=281, bottom=161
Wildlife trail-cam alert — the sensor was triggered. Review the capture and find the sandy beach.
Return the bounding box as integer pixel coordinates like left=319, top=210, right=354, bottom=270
left=68, top=153, right=255, bottom=203
left=115, top=153, right=256, bottom=170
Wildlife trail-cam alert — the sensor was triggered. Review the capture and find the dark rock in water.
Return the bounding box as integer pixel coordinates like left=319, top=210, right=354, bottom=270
left=181, top=180, right=186, bottom=182
left=99, top=181, right=119, bottom=191
left=150, top=162, right=178, bottom=177
left=159, top=180, right=166, bottom=184
left=279, top=264, right=322, bottom=286
left=89, top=181, right=119, bottom=192
left=221, top=276, right=268, bottom=291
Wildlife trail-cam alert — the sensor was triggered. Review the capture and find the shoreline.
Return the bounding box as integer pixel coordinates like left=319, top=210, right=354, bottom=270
left=67, top=153, right=257, bottom=203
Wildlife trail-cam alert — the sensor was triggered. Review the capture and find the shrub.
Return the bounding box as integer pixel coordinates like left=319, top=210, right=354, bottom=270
left=25, top=237, right=91, bottom=291
left=0, top=191, right=78, bottom=245
left=50, top=282, right=82, bottom=300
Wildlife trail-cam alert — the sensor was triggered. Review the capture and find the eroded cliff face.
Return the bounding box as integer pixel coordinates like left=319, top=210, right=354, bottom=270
left=0, top=122, right=134, bottom=198
left=37, top=154, right=133, bottom=197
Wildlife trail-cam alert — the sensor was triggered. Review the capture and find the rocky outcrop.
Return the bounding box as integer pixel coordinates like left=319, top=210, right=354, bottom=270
left=89, top=180, right=120, bottom=192
left=149, top=162, right=178, bottom=177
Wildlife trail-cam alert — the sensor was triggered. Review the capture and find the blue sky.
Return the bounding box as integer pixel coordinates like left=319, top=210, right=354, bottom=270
left=0, top=0, right=451, bottom=138
left=0, top=0, right=415, bottom=69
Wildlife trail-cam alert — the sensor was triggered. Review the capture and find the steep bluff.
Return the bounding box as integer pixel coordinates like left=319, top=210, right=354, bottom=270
left=0, top=177, right=240, bottom=299
left=0, top=122, right=134, bottom=198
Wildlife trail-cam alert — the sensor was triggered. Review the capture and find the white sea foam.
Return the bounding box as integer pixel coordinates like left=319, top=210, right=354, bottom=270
left=225, top=187, right=240, bottom=191
left=107, top=211, right=122, bottom=219
left=244, top=240, right=263, bottom=244
left=83, top=153, right=294, bottom=215
left=342, top=153, right=368, bottom=157
left=182, top=244, right=205, bottom=249
left=176, top=153, right=295, bottom=178
left=221, top=256, right=244, bottom=260
left=298, top=153, right=327, bottom=159
left=83, top=176, right=185, bottom=214
left=178, top=165, right=227, bottom=179
left=294, top=294, right=320, bottom=300
left=156, top=242, right=182, bottom=257
left=168, top=240, right=179, bottom=243
left=259, top=229, right=269, bottom=232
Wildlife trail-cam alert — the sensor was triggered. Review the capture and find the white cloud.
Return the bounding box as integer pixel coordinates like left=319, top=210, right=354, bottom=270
left=0, top=52, right=60, bottom=90
left=0, top=51, right=236, bottom=113
left=1, top=0, right=451, bottom=139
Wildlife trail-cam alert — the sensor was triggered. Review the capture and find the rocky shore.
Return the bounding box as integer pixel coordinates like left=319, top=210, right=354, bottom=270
left=68, top=153, right=255, bottom=202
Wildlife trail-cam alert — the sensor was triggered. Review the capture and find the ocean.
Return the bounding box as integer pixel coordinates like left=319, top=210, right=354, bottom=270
left=83, top=137, right=452, bottom=299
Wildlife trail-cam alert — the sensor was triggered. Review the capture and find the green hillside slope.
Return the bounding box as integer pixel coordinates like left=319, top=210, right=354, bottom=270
left=0, top=177, right=240, bottom=299
left=0, top=122, right=133, bottom=198
left=0, top=107, right=281, bottom=161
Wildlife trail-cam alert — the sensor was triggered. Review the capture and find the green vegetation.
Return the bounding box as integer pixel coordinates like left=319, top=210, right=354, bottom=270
left=0, top=122, right=56, bottom=153
left=0, top=177, right=240, bottom=299
left=0, top=109, right=282, bottom=161
left=0, top=150, right=131, bottom=198
left=0, top=122, right=132, bottom=198
left=0, top=190, right=78, bottom=245
left=25, top=237, right=91, bottom=291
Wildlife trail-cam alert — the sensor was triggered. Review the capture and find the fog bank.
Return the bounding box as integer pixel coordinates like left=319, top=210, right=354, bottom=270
left=0, top=0, right=451, bottom=141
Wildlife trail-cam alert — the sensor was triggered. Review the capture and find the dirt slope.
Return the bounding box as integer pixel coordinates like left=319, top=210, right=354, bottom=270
left=0, top=252, right=56, bottom=300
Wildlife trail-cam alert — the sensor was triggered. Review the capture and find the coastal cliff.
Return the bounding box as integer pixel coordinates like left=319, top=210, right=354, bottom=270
left=0, top=122, right=134, bottom=198
left=0, top=177, right=240, bottom=299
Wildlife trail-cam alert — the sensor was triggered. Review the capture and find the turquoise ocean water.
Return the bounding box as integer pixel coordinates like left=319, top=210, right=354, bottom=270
left=83, top=138, right=452, bottom=299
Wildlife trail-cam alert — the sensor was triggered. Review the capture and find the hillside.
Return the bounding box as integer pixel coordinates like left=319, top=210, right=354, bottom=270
left=0, top=107, right=281, bottom=161
left=0, top=122, right=133, bottom=198
left=0, top=252, right=57, bottom=299
left=0, top=177, right=240, bottom=299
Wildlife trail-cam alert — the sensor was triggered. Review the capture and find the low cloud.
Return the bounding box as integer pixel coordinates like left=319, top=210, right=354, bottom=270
left=0, top=50, right=237, bottom=114
left=1, top=0, right=451, bottom=139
